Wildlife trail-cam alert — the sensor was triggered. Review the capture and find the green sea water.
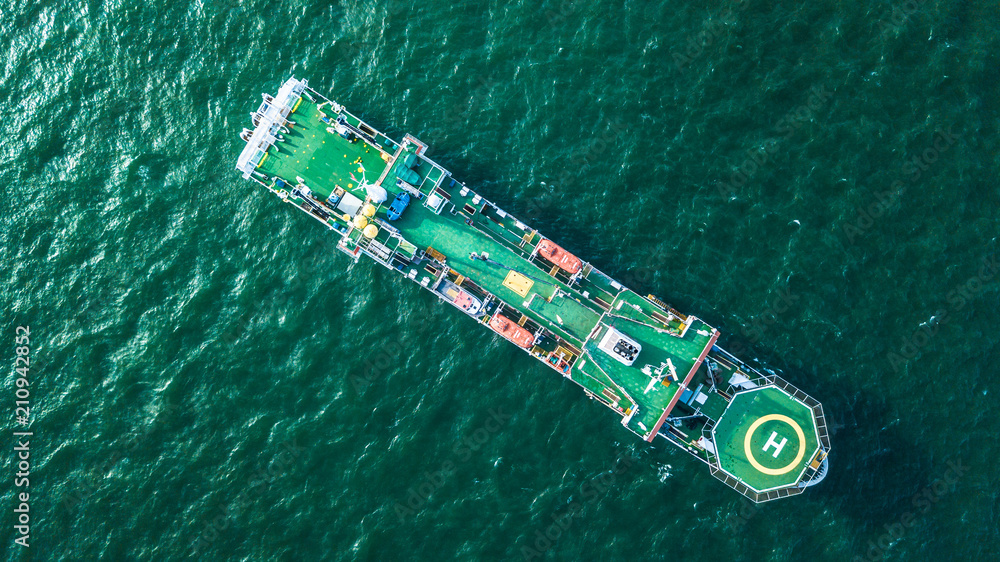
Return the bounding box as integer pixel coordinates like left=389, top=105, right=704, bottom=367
left=2, top=0, right=998, bottom=560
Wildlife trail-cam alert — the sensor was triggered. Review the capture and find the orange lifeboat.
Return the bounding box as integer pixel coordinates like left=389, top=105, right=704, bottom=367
left=537, top=239, right=582, bottom=274
left=489, top=314, right=534, bottom=349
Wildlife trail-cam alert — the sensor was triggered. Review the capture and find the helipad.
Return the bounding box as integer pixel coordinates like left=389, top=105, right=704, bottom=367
left=711, top=386, right=820, bottom=492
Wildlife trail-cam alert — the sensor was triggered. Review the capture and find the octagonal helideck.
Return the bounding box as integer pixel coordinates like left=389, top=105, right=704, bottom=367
left=711, top=386, right=820, bottom=493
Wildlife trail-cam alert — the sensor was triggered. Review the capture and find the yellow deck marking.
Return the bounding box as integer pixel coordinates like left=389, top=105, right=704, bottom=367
left=503, top=271, right=533, bottom=297
left=743, top=414, right=806, bottom=476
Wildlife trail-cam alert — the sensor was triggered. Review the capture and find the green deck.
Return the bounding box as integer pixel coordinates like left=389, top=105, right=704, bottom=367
left=711, top=387, right=820, bottom=492
left=240, top=81, right=830, bottom=500
left=258, top=101, right=388, bottom=200
left=526, top=294, right=600, bottom=343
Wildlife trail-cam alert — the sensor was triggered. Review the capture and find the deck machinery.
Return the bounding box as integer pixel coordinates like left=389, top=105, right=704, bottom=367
left=236, top=78, right=831, bottom=502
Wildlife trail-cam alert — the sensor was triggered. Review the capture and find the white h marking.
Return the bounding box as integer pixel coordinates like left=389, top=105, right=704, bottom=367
left=762, top=431, right=787, bottom=458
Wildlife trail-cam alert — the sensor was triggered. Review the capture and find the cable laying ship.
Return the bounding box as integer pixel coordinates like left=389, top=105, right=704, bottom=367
left=236, top=77, right=831, bottom=502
